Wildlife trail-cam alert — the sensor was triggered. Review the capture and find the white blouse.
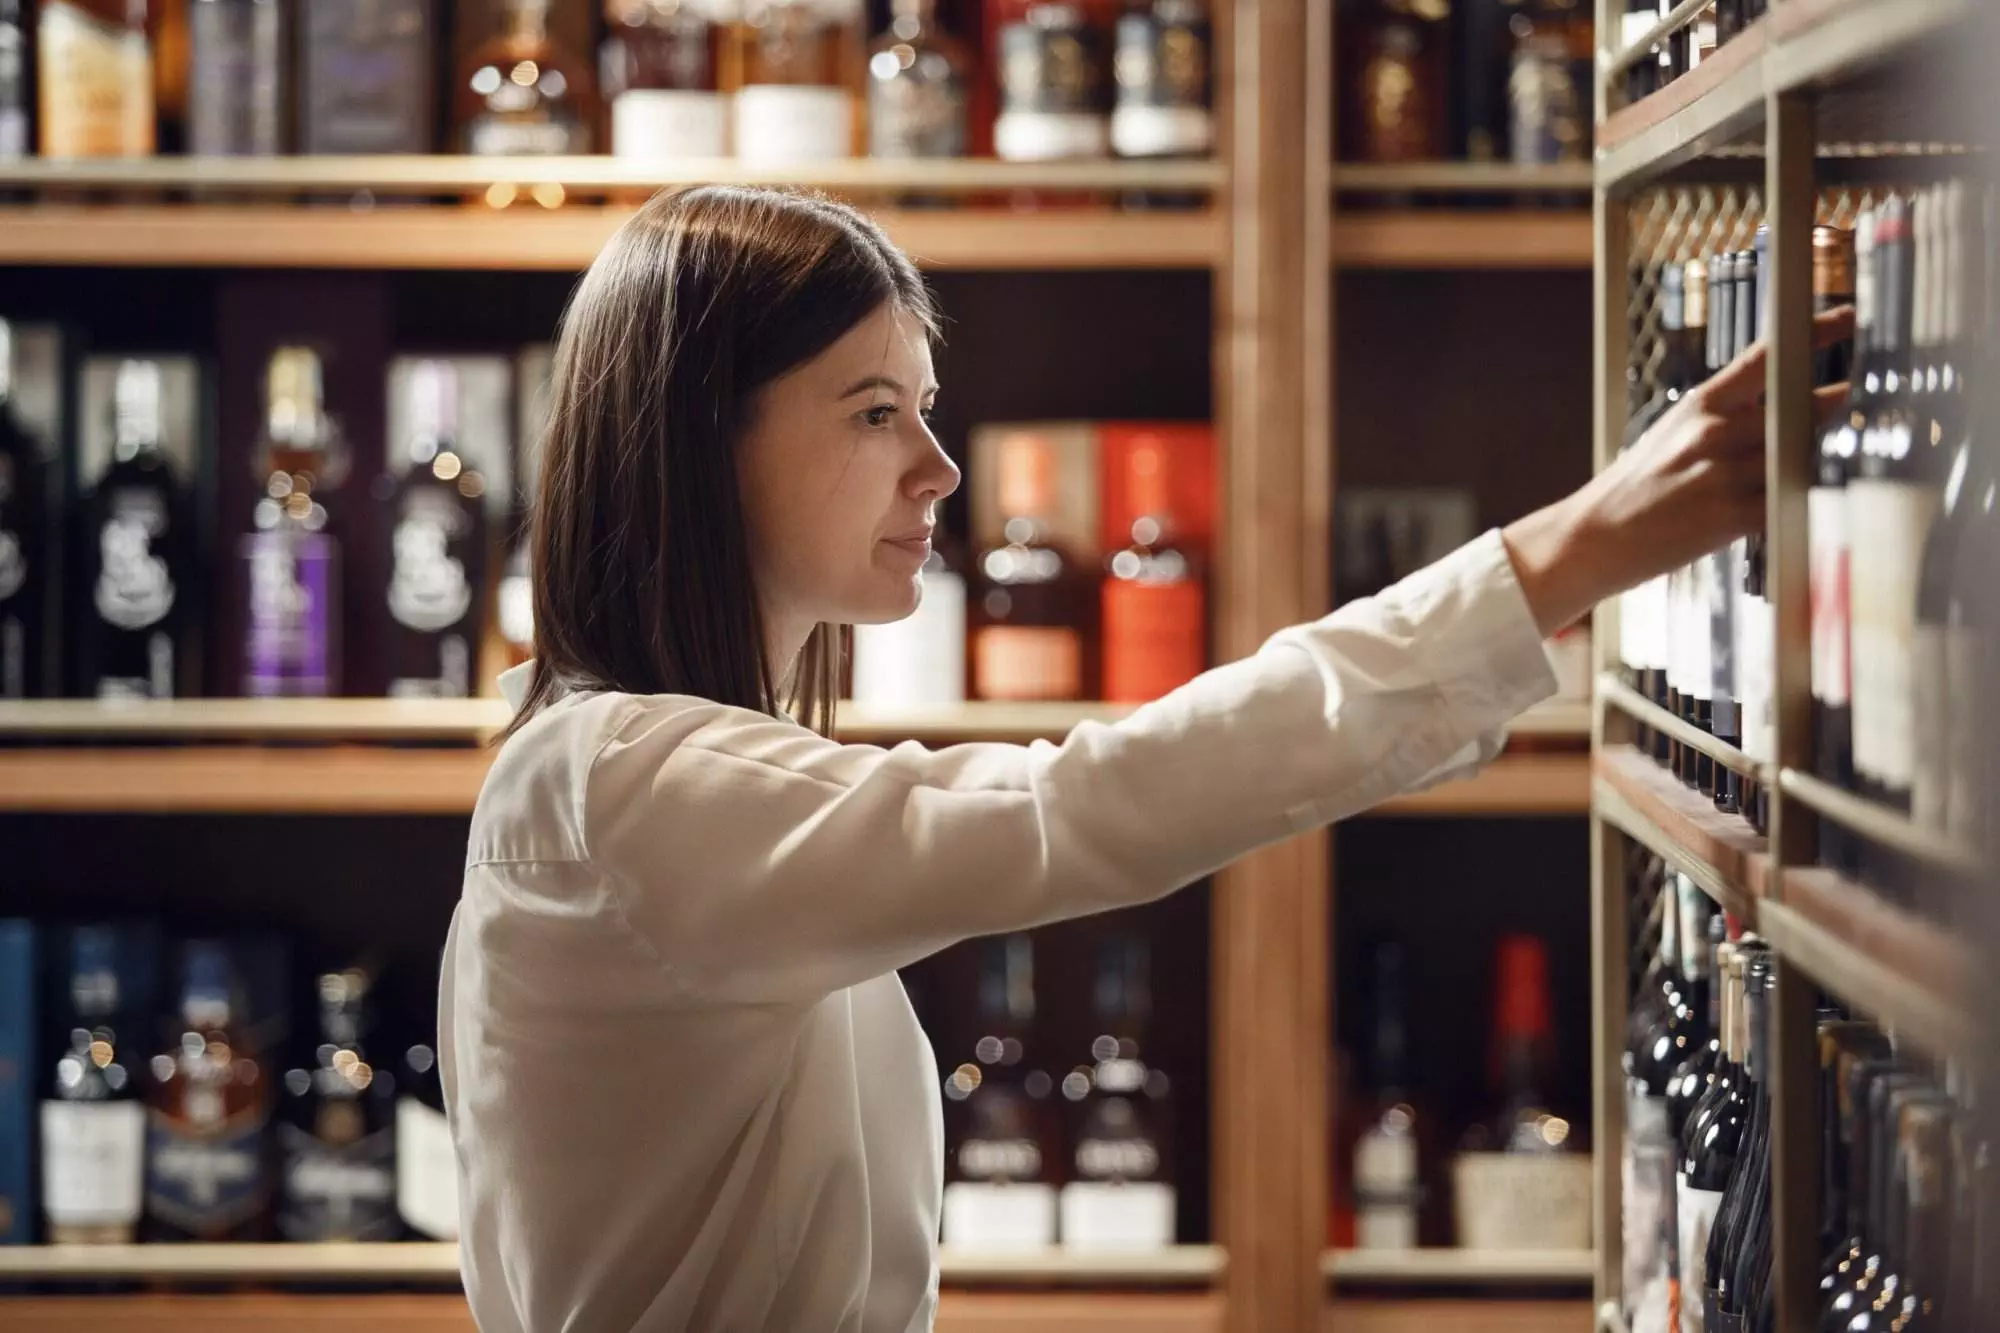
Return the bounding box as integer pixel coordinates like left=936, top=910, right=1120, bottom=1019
left=439, top=529, right=1558, bottom=1333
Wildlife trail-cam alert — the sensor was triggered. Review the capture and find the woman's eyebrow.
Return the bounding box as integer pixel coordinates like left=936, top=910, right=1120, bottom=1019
left=838, top=374, right=906, bottom=399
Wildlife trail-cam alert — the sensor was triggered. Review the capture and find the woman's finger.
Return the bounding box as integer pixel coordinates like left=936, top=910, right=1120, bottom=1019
left=1814, top=381, right=1851, bottom=424
left=1700, top=306, right=1859, bottom=412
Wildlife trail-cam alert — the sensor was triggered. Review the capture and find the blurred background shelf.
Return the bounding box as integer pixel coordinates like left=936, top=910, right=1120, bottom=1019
left=1322, top=1248, right=1594, bottom=1286
left=1333, top=213, right=1592, bottom=271
left=1371, top=753, right=1588, bottom=818
left=1323, top=1299, right=1595, bottom=1332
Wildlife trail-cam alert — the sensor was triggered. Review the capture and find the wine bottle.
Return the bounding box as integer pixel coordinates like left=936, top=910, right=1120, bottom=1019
left=1680, top=943, right=1750, bottom=1333
left=1705, top=953, right=1772, bottom=1332
left=1624, top=872, right=1682, bottom=1321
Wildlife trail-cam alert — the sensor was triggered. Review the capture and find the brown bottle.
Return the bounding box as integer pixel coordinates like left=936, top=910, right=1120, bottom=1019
left=456, top=0, right=597, bottom=156
left=38, top=0, right=154, bottom=158
left=973, top=431, right=1094, bottom=702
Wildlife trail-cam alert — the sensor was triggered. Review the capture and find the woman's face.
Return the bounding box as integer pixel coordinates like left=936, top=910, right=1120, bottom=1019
left=737, top=302, right=960, bottom=664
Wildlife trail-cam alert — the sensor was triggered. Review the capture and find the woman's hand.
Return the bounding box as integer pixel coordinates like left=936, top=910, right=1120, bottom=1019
left=1503, top=305, right=1856, bottom=637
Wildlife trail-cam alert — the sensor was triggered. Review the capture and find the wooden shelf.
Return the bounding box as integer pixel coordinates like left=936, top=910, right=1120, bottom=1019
left=1372, top=752, right=1589, bottom=818
left=1774, top=767, right=1984, bottom=878
left=1333, top=212, right=1591, bottom=270
left=1323, top=1248, right=1594, bottom=1286
left=1333, top=163, right=1594, bottom=195
left=1597, top=16, right=1769, bottom=193
left=0, top=1291, right=1224, bottom=1333
left=0, top=1243, right=1222, bottom=1289
left=1324, top=1299, right=1595, bottom=1333
left=1591, top=744, right=1770, bottom=916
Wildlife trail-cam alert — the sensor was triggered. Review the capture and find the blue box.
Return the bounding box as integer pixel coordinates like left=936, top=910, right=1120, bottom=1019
left=0, top=921, right=35, bottom=1244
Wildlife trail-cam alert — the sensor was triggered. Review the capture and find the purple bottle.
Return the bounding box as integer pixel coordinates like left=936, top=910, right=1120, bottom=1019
left=240, top=347, right=341, bottom=697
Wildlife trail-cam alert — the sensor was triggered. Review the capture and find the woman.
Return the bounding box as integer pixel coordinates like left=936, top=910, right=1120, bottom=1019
left=441, top=186, right=1845, bottom=1332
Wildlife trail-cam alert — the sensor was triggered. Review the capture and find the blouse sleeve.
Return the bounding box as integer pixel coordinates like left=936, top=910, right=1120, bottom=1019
left=584, top=529, right=1559, bottom=1004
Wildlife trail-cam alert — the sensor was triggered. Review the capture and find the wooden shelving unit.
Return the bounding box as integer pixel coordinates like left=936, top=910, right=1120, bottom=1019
left=1322, top=1248, right=1594, bottom=1286
left=1587, top=0, right=1988, bottom=1326
left=1331, top=163, right=1593, bottom=269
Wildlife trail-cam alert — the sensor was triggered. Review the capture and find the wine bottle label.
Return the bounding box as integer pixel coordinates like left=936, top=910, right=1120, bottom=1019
left=1846, top=479, right=1939, bottom=789
left=145, top=1105, right=273, bottom=1237
left=1666, top=567, right=1687, bottom=699
left=1110, top=106, right=1212, bottom=159
left=1909, top=622, right=1949, bottom=829
left=941, top=1180, right=1056, bottom=1249
left=851, top=570, right=967, bottom=707
left=277, top=1120, right=398, bottom=1242
left=1676, top=1176, right=1725, bottom=1333
left=1942, top=627, right=1984, bottom=845
left=1807, top=487, right=1851, bottom=707
left=867, top=77, right=969, bottom=160
left=1684, top=559, right=1713, bottom=702
left=1625, top=576, right=1668, bottom=674
left=975, top=625, right=1082, bottom=701
left=299, top=0, right=435, bottom=155
left=1354, top=1123, right=1419, bottom=1250
left=468, top=117, right=586, bottom=157
left=1620, top=10, right=1659, bottom=54
left=995, top=110, right=1110, bottom=162
left=1622, top=1092, right=1673, bottom=1318
left=1709, top=544, right=1739, bottom=733
left=1738, top=594, right=1775, bottom=763
left=1451, top=1152, right=1591, bottom=1249
left=39, top=1100, right=144, bottom=1228
left=94, top=491, right=175, bottom=632
left=395, top=1097, right=460, bottom=1241
left=1102, top=579, right=1203, bottom=703
left=613, top=90, right=728, bottom=160
left=388, top=495, right=475, bottom=633
left=188, top=0, right=285, bottom=156
left=1058, top=1181, right=1175, bottom=1249
left=733, top=87, right=852, bottom=166
left=242, top=530, right=339, bottom=698
left=38, top=2, right=154, bottom=159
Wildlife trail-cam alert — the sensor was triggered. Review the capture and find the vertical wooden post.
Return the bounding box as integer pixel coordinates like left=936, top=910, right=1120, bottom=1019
left=1215, top=0, right=1332, bottom=1329
left=1764, top=88, right=1823, bottom=1333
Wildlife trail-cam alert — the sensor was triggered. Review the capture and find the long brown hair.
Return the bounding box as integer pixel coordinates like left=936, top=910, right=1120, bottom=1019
left=502, top=186, right=939, bottom=740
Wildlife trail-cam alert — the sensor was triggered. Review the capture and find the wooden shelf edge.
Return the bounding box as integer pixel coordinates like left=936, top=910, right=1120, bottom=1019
left=1333, top=211, right=1592, bottom=270
left=0, top=206, right=1222, bottom=272
left=1591, top=746, right=1770, bottom=914
left=1596, top=19, right=1770, bottom=192
left=1332, top=162, right=1596, bottom=194
left=1323, top=1248, right=1596, bottom=1285
left=1372, top=752, right=1589, bottom=817
left=1767, top=0, right=1971, bottom=94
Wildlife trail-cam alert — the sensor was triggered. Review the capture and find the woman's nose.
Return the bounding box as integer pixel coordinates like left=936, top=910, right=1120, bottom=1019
left=913, top=433, right=962, bottom=502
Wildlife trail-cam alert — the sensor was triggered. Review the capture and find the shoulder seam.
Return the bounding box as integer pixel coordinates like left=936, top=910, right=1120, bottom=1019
left=582, top=696, right=674, bottom=973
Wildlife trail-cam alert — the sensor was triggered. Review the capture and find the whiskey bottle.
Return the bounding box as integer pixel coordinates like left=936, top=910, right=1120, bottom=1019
left=732, top=0, right=857, bottom=164
left=941, top=934, right=1059, bottom=1248
left=0, top=0, right=27, bottom=159
left=40, top=926, right=147, bottom=1244
left=1340, top=0, right=1448, bottom=164
left=1059, top=934, right=1174, bottom=1250
left=973, top=431, right=1091, bottom=701
left=458, top=0, right=596, bottom=156
left=1101, top=438, right=1203, bottom=702
left=0, top=318, right=48, bottom=699
left=866, top=0, right=971, bottom=161
left=298, top=0, right=437, bottom=155
left=396, top=1040, right=459, bottom=1240
left=1111, top=0, right=1211, bottom=162
left=378, top=361, right=489, bottom=700
left=38, top=0, right=154, bottom=158
left=188, top=0, right=285, bottom=155
left=1506, top=0, right=1590, bottom=166
left=994, top=3, right=1110, bottom=162
left=241, top=347, right=341, bottom=698
left=145, top=940, right=276, bottom=1242
left=74, top=360, right=189, bottom=701
left=277, top=969, right=398, bottom=1242
left=604, top=0, right=728, bottom=159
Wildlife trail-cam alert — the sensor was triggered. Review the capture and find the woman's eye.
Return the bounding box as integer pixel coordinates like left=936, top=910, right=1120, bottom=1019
left=861, top=404, right=897, bottom=428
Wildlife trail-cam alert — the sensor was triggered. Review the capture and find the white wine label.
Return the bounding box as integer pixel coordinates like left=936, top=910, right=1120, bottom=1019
left=1667, top=567, right=1688, bottom=699
left=1685, top=559, right=1713, bottom=701
left=1676, top=1177, right=1725, bottom=1333
left=1110, top=106, right=1212, bottom=158
left=942, top=1181, right=1056, bottom=1249
left=1353, top=1119, right=1420, bottom=1248
left=1807, top=487, right=1850, bottom=707
left=1943, top=627, right=1984, bottom=845
left=1739, top=594, right=1775, bottom=763
left=1847, top=479, right=1939, bottom=788
left=1638, top=576, right=1669, bottom=672
left=733, top=87, right=851, bottom=165
left=1910, top=622, right=1950, bottom=829
left=612, top=90, right=729, bottom=160
left=852, top=570, right=967, bottom=707
left=468, top=117, right=585, bottom=157
left=396, top=1097, right=461, bottom=1241
left=995, top=110, right=1110, bottom=161
left=1058, top=1181, right=1174, bottom=1250
left=40, top=1101, right=145, bottom=1227
left=1450, top=1152, right=1591, bottom=1250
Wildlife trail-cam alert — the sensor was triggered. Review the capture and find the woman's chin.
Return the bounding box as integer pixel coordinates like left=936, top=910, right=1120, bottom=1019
left=842, top=573, right=925, bottom=627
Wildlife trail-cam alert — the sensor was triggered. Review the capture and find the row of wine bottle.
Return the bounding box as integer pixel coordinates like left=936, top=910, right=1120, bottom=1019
left=1618, top=0, right=1766, bottom=107
left=1620, top=848, right=1993, bottom=1332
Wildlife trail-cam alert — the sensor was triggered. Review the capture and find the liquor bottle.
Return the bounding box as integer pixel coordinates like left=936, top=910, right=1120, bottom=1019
left=1836, top=1080, right=1952, bottom=1333
left=74, top=360, right=189, bottom=701
left=605, top=0, right=728, bottom=160
left=993, top=3, right=1110, bottom=163
left=38, top=0, right=154, bottom=158
left=0, top=0, right=27, bottom=159
left=865, top=0, right=971, bottom=160
left=850, top=537, right=967, bottom=706
left=396, top=1039, right=459, bottom=1240
left=277, top=969, right=398, bottom=1241
left=378, top=362, right=488, bottom=700
left=1101, top=439, right=1202, bottom=702
left=1703, top=952, right=1772, bottom=1332
left=39, top=926, right=147, bottom=1244
left=241, top=347, right=341, bottom=698
left=1109, top=0, right=1211, bottom=162
left=1820, top=1056, right=1918, bottom=1328
left=1679, top=940, right=1750, bottom=1333
left=145, top=940, right=276, bottom=1241
left=1453, top=934, right=1589, bottom=1251
left=1815, top=1024, right=1891, bottom=1306
left=1340, top=0, right=1448, bottom=164
left=973, top=432, right=1092, bottom=702
left=1506, top=0, right=1590, bottom=167
left=298, top=0, right=437, bottom=155
left=188, top=0, right=285, bottom=155
left=457, top=0, right=596, bottom=155
left=1812, top=216, right=1868, bottom=871
left=1058, top=934, right=1174, bottom=1250
left=0, top=318, right=47, bottom=700
left=941, top=934, right=1059, bottom=1248
left=1348, top=942, right=1423, bottom=1251
left=1868, top=1101, right=1952, bottom=1331
left=1848, top=196, right=1932, bottom=825
left=732, top=0, right=856, bottom=165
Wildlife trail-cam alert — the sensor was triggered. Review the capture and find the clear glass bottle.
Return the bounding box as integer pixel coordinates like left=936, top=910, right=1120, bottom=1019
left=865, top=0, right=970, bottom=160
left=39, top=926, right=146, bottom=1244
left=187, top=0, right=284, bottom=155
left=277, top=969, right=399, bottom=1242
left=604, top=0, right=728, bottom=159
left=38, top=0, right=153, bottom=158
left=731, top=0, right=857, bottom=164
left=457, top=0, right=597, bottom=155
left=241, top=347, right=342, bottom=699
